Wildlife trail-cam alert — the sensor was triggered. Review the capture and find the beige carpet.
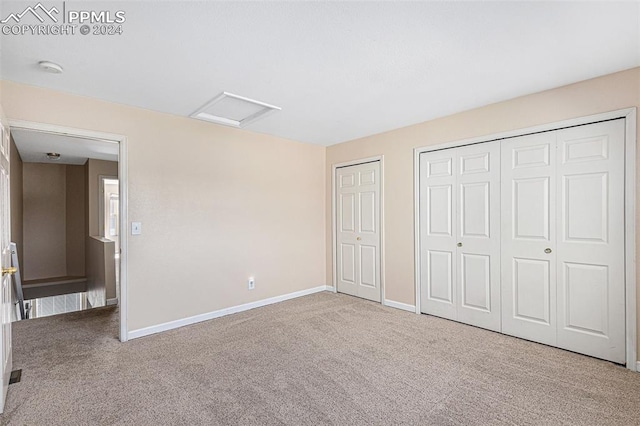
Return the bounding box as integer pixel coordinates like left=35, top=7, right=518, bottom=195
left=1, top=292, right=639, bottom=425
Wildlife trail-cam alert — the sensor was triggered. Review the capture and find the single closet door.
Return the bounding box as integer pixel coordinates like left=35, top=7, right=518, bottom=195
left=420, top=141, right=501, bottom=331
left=336, top=161, right=381, bottom=303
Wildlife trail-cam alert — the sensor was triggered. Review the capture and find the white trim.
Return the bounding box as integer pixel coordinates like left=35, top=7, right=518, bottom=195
left=7, top=119, right=129, bottom=343
left=98, top=174, right=118, bottom=238
left=106, top=298, right=118, bottom=306
left=325, top=285, right=335, bottom=292
left=128, top=285, right=329, bottom=340
left=624, top=108, right=637, bottom=372
left=384, top=299, right=416, bottom=313
left=331, top=156, right=385, bottom=303
left=413, top=107, right=637, bottom=370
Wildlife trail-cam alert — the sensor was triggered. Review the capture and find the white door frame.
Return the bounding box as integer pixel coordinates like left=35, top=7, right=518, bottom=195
left=413, top=107, right=637, bottom=371
left=98, top=174, right=119, bottom=239
left=332, top=156, right=385, bottom=304
left=8, top=119, right=130, bottom=343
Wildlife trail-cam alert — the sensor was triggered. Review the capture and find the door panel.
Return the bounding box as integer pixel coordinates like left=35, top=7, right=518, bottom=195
left=420, top=150, right=457, bottom=320
left=0, top=121, right=11, bottom=413
left=336, top=162, right=381, bottom=302
left=556, top=120, right=625, bottom=363
left=501, top=132, right=557, bottom=346
left=420, top=141, right=500, bottom=330
left=456, top=141, right=501, bottom=331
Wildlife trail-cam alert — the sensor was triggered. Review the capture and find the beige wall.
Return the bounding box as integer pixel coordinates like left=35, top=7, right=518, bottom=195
left=66, top=165, right=86, bottom=276
left=326, top=67, right=640, bottom=357
left=86, top=159, right=117, bottom=237
left=23, top=163, right=67, bottom=280
left=9, top=136, right=23, bottom=275
left=0, top=80, right=326, bottom=331
left=21, top=163, right=87, bottom=280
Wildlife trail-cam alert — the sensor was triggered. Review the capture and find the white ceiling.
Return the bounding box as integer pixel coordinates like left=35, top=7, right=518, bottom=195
left=1, top=1, right=638, bottom=146
left=12, top=128, right=118, bottom=164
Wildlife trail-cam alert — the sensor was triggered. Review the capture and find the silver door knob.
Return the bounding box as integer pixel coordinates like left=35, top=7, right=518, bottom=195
left=544, top=248, right=552, bottom=254
left=457, top=242, right=462, bottom=247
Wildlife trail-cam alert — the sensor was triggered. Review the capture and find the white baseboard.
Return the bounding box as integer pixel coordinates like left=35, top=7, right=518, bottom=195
left=636, top=361, right=640, bottom=372
left=384, top=299, right=416, bottom=313
left=325, top=285, right=336, bottom=292
left=128, top=285, right=329, bottom=340
left=106, top=298, right=118, bottom=306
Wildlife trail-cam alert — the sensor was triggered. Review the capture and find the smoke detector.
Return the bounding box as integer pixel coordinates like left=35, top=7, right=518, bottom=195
left=38, top=61, right=63, bottom=74
left=190, top=92, right=281, bottom=128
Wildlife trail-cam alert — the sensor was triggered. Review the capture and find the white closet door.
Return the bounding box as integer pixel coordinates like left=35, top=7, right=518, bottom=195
left=555, top=120, right=625, bottom=363
left=420, top=142, right=501, bottom=330
left=456, top=141, right=501, bottom=331
left=501, top=132, right=558, bottom=346
left=336, top=162, right=381, bottom=303
left=420, top=150, right=457, bottom=320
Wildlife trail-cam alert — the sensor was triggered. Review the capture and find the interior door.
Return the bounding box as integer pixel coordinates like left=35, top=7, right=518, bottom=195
left=420, top=149, right=457, bottom=320
left=555, top=120, right=625, bottom=363
left=456, top=141, right=501, bottom=331
left=501, top=132, right=558, bottom=346
left=0, top=121, right=13, bottom=413
left=336, top=161, right=381, bottom=302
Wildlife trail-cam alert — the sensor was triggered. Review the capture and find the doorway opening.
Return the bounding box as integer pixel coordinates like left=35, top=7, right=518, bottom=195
left=6, top=121, right=127, bottom=341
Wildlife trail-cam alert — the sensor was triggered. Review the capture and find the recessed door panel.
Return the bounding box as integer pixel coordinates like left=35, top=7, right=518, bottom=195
left=428, top=250, right=453, bottom=303
left=427, top=158, right=452, bottom=178
left=563, top=172, right=607, bottom=243
left=340, top=193, right=355, bottom=232
left=563, top=135, right=608, bottom=164
left=513, top=177, right=550, bottom=240
left=461, top=182, right=489, bottom=238
left=427, top=185, right=452, bottom=236
left=340, top=244, right=355, bottom=283
left=360, top=245, right=376, bottom=288
left=512, top=144, right=550, bottom=169
left=563, top=262, right=608, bottom=336
left=461, top=253, right=490, bottom=311
left=359, top=191, right=376, bottom=233
left=513, top=258, right=550, bottom=324
left=460, top=153, right=489, bottom=174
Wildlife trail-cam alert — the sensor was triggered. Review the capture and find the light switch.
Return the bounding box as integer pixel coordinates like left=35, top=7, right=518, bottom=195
left=131, top=222, right=142, bottom=235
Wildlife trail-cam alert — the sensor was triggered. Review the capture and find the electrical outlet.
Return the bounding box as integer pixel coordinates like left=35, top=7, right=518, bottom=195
left=248, top=277, right=255, bottom=290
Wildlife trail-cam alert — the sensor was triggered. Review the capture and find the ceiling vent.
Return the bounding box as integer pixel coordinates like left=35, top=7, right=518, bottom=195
left=190, top=92, right=281, bottom=128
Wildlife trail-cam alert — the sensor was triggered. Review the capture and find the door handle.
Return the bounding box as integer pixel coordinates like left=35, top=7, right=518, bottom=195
left=544, top=248, right=552, bottom=254
left=356, top=237, right=361, bottom=241
left=457, top=242, right=462, bottom=247
left=2, top=267, right=17, bottom=276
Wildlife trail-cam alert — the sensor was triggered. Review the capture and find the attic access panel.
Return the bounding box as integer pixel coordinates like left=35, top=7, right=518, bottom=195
left=190, top=92, right=281, bottom=128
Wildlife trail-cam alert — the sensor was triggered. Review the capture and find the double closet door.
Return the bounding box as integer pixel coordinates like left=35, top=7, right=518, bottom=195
left=420, top=119, right=626, bottom=364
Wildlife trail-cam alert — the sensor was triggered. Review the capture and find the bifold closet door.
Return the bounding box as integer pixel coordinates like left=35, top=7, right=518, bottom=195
left=555, top=120, right=625, bottom=363
left=501, top=119, right=625, bottom=363
left=336, top=162, right=381, bottom=303
left=420, top=142, right=501, bottom=331
left=501, top=132, right=558, bottom=346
